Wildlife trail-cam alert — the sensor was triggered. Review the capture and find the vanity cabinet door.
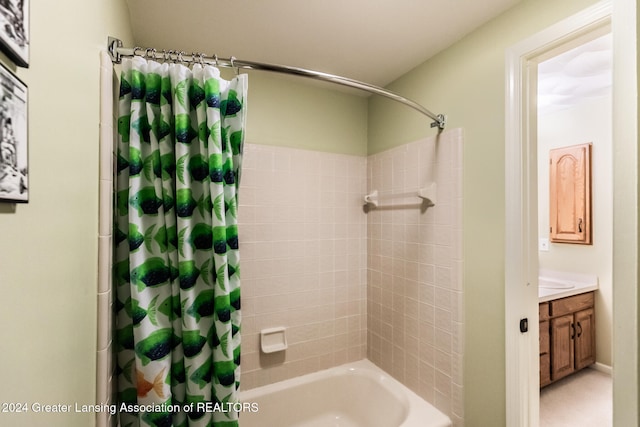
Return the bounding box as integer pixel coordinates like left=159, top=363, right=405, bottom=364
left=574, top=307, right=596, bottom=370
left=540, top=292, right=596, bottom=388
left=540, top=320, right=551, bottom=387
left=549, top=143, right=592, bottom=244
left=551, top=314, right=575, bottom=382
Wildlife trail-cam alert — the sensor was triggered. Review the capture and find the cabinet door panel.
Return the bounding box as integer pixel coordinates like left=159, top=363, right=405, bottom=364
left=549, top=143, right=592, bottom=244
left=551, top=314, right=575, bottom=381
left=575, top=308, right=596, bottom=370
left=540, top=354, right=552, bottom=387
left=540, top=319, right=551, bottom=387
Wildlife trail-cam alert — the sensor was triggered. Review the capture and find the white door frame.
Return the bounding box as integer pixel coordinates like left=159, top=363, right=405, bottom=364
left=504, top=2, right=612, bottom=425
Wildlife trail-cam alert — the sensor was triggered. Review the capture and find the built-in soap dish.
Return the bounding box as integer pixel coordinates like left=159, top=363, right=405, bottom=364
left=260, top=327, right=288, bottom=354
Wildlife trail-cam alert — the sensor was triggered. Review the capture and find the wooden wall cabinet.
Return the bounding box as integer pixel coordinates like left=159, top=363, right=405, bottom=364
left=549, top=143, right=592, bottom=244
left=539, top=292, right=595, bottom=387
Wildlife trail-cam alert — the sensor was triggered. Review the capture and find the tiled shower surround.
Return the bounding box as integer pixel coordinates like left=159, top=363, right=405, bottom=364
left=97, top=74, right=463, bottom=421
left=366, top=128, right=464, bottom=425
left=238, top=128, right=464, bottom=425
left=238, top=144, right=369, bottom=389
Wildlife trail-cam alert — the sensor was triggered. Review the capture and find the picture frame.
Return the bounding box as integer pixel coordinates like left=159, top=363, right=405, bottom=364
left=0, top=61, right=27, bottom=202
left=0, top=0, right=29, bottom=67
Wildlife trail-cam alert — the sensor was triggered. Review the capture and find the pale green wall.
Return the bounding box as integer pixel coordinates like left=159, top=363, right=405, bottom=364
left=0, top=1, right=132, bottom=426
left=367, top=0, right=601, bottom=425
left=242, top=71, right=368, bottom=156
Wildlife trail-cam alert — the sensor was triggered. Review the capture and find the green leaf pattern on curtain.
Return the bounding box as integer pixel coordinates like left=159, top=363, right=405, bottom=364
left=115, top=56, right=246, bottom=427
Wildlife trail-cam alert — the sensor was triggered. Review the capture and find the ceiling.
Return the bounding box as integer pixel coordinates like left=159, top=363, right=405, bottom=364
left=125, top=0, right=522, bottom=88
left=538, top=33, right=612, bottom=115
left=124, top=0, right=609, bottom=112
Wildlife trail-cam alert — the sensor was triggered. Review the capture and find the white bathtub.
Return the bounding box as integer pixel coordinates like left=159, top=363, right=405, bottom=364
left=239, top=359, right=452, bottom=427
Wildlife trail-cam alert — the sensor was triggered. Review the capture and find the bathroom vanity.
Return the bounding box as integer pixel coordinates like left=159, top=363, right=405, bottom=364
left=538, top=272, right=598, bottom=387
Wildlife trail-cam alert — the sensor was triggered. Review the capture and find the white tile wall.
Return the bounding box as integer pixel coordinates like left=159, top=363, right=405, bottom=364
left=238, top=144, right=368, bottom=389
left=366, top=128, right=464, bottom=426
left=238, top=130, right=463, bottom=423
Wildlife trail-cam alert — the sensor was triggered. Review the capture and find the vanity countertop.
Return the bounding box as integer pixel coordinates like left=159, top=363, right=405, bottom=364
left=538, top=270, right=599, bottom=303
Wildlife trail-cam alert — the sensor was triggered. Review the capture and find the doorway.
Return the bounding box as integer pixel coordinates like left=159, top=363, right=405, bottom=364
left=536, top=30, right=612, bottom=426
left=504, top=2, right=613, bottom=426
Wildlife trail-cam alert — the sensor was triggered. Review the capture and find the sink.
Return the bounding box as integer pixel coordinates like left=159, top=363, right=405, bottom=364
left=538, top=270, right=598, bottom=302
left=539, top=278, right=575, bottom=289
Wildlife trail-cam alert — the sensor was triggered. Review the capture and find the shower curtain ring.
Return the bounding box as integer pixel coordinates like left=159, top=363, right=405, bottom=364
left=230, top=56, right=239, bottom=75
left=213, top=54, right=219, bottom=67
left=132, top=46, right=144, bottom=57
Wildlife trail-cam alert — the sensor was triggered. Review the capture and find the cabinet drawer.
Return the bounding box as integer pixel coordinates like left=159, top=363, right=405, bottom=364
left=539, top=302, right=550, bottom=321
left=550, top=292, right=594, bottom=317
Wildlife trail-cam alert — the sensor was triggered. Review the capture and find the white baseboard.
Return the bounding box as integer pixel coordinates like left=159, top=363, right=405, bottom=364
left=589, top=362, right=612, bottom=375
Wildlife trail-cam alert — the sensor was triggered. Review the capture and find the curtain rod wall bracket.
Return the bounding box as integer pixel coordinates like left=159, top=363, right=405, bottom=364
left=431, top=114, right=446, bottom=130
left=108, top=37, right=123, bottom=64
left=106, top=36, right=447, bottom=130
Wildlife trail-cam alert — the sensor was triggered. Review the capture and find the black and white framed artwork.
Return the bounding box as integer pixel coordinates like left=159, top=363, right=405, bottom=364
left=0, top=62, right=27, bottom=202
left=0, top=0, right=28, bottom=67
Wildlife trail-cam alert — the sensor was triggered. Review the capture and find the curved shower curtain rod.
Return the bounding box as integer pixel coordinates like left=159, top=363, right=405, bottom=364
left=107, top=37, right=446, bottom=130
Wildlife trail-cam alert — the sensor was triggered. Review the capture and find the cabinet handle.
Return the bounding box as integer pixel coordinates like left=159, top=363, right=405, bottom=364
left=571, top=323, right=575, bottom=339
left=578, top=218, right=583, bottom=233
left=577, top=322, right=582, bottom=338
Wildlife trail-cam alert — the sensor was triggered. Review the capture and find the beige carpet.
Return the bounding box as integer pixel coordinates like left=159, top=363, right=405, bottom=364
left=540, top=367, right=612, bottom=427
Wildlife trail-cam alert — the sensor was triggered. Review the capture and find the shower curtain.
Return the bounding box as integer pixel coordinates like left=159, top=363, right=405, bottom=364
left=114, top=56, right=246, bottom=427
